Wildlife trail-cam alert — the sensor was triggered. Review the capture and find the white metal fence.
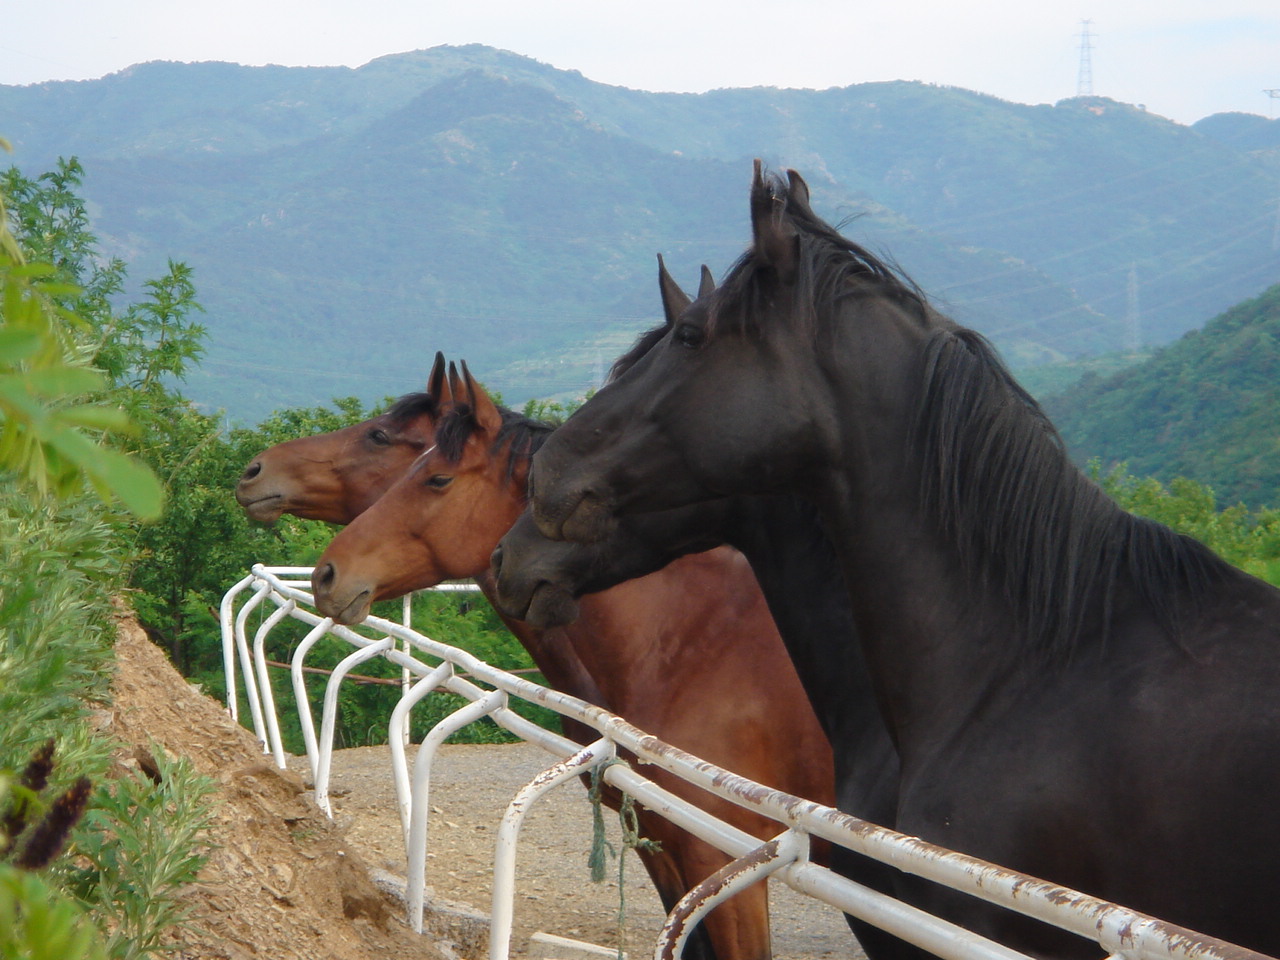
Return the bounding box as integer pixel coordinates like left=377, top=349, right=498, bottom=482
left=221, top=564, right=1269, bottom=960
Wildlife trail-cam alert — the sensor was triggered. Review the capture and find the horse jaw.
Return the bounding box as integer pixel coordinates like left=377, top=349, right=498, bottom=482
left=237, top=490, right=287, bottom=523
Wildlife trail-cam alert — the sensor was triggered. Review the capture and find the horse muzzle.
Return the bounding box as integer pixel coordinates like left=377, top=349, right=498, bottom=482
left=235, top=459, right=289, bottom=522
left=311, top=561, right=375, bottom=626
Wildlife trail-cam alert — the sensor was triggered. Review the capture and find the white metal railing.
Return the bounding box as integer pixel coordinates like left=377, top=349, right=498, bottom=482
left=220, top=564, right=1270, bottom=960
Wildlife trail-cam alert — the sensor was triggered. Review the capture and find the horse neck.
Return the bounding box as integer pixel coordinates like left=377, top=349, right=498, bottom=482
left=725, top=496, right=890, bottom=757
left=471, top=569, right=610, bottom=708
left=810, top=320, right=1040, bottom=751
left=465, top=450, right=622, bottom=710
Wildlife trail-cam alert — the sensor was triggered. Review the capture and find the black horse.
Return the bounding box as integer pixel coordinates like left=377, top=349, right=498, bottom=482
left=492, top=259, right=908, bottom=960
left=520, top=163, right=1280, bottom=956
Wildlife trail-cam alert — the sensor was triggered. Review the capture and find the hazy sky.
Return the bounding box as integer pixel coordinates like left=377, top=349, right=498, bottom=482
left=2, top=1, right=1278, bottom=125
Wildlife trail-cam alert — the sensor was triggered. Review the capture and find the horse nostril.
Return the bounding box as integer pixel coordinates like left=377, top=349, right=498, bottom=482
left=241, top=461, right=262, bottom=482
left=490, top=544, right=504, bottom=577
left=313, top=561, right=336, bottom=594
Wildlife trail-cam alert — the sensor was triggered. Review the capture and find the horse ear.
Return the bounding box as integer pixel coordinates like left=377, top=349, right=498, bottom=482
left=786, top=169, right=813, bottom=214
left=698, top=264, right=715, bottom=299
left=750, top=159, right=798, bottom=284
left=427, top=351, right=446, bottom=404
left=442, top=361, right=460, bottom=407
left=460, top=360, right=503, bottom=436
left=657, top=253, right=690, bottom=328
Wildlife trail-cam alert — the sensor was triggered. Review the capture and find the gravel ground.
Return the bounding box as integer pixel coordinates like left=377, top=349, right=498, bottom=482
left=307, top=742, right=861, bottom=959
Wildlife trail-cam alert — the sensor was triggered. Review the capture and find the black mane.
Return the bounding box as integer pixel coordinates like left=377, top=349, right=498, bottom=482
left=434, top=403, right=554, bottom=481
left=385, top=391, right=439, bottom=424
left=608, top=323, right=668, bottom=383
left=915, top=325, right=1232, bottom=658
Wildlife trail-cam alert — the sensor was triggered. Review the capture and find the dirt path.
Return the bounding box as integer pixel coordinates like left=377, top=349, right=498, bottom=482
left=312, top=742, right=859, bottom=959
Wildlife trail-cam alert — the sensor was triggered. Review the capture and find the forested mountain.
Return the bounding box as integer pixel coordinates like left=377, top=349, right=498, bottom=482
left=1046, top=282, right=1280, bottom=508
left=2, top=44, right=1278, bottom=422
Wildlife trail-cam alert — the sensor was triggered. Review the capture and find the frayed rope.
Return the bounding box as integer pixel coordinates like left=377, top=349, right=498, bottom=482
left=587, top=757, right=662, bottom=960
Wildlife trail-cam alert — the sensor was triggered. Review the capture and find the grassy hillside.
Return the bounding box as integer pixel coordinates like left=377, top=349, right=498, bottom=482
left=1046, top=283, right=1280, bottom=508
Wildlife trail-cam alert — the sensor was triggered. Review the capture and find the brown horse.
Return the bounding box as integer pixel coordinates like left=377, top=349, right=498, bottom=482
left=238, top=358, right=834, bottom=960
left=235, top=356, right=608, bottom=707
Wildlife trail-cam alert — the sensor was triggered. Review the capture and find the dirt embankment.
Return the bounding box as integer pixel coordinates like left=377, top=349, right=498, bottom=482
left=109, top=613, right=854, bottom=959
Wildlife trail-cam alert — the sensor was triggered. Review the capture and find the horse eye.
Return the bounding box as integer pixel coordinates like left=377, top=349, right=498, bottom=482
left=426, top=475, right=453, bottom=490
left=673, top=323, right=705, bottom=348
left=368, top=429, right=390, bottom=446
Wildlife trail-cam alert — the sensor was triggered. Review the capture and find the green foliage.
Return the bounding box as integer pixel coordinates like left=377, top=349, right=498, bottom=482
left=112, top=260, right=206, bottom=399
left=0, top=864, right=108, bottom=960
left=521, top=392, right=587, bottom=426
left=61, top=753, right=216, bottom=960
left=0, top=481, right=218, bottom=960
left=0, top=161, right=163, bottom=518
left=1097, top=462, right=1280, bottom=586
left=0, top=154, right=213, bottom=960
left=0, top=489, right=124, bottom=751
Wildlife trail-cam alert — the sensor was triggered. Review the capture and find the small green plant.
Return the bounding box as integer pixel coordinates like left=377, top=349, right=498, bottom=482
left=62, top=749, right=216, bottom=960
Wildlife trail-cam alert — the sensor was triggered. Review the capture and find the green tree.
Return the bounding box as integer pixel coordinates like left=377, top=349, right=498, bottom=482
left=1098, top=462, right=1280, bottom=587
left=2, top=148, right=212, bottom=960
left=0, top=164, right=162, bottom=516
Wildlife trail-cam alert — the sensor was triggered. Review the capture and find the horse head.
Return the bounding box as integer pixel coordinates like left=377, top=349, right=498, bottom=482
left=312, top=361, right=550, bottom=624
left=235, top=352, right=448, bottom=523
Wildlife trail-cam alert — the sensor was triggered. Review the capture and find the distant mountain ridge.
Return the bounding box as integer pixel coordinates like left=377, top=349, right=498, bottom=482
left=2, top=45, right=1277, bottom=422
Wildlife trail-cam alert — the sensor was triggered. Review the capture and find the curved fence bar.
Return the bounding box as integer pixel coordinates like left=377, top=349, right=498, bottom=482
left=230, top=578, right=272, bottom=742
left=252, top=598, right=296, bottom=769
left=389, top=661, right=456, bottom=847
left=221, top=565, right=1272, bottom=960
left=491, top=738, right=617, bottom=960
left=406, top=687, right=510, bottom=932
left=219, top=573, right=255, bottom=724
left=658, top=829, right=807, bottom=960
left=290, top=618, right=335, bottom=782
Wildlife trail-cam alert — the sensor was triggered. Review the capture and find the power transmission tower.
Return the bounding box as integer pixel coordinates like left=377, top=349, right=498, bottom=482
left=1125, top=263, right=1141, bottom=352
left=1266, top=89, right=1280, bottom=117
left=1077, top=20, right=1096, bottom=97
left=1272, top=195, right=1280, bottom=253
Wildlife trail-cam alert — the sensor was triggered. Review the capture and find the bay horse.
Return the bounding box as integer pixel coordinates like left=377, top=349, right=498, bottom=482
left=236, top=360, right=835, bottom=960
left=234, top=355, right=608, bottom=707
left=522, top=162, right=1280, bottom=956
